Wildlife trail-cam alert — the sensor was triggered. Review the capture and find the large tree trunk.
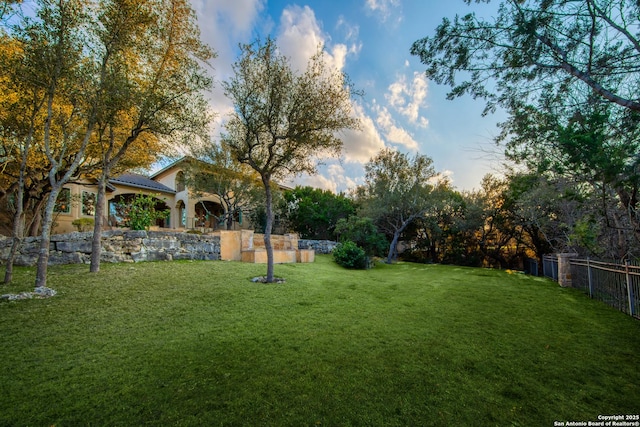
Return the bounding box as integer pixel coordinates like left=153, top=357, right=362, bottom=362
left=386, top=230, right=402, bottom=264
left=386, top=218, right=415, bottom=264
left=90, top=171, right=109, bottom=273
left=35, top=186, right=62, bottom=288
left=263, top=177, right=275, bottom=282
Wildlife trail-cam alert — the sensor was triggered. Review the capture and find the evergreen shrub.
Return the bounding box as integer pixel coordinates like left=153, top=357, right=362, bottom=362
left=333, top=240, right=368, bottom=269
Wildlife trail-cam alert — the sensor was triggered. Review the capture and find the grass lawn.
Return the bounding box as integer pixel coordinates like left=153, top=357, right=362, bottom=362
left=1, top=255, right=639, bottom=426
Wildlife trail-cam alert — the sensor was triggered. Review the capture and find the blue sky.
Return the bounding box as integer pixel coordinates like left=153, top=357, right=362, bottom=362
left=190, top=0, right=506, bottom=192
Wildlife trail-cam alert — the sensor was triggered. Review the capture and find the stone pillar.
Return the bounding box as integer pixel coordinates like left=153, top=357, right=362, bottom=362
left=218, top=230, right=242, bottom=261
left=557, top=253, right=578, bottom=287
left=241, top=229, right=254, bottom=251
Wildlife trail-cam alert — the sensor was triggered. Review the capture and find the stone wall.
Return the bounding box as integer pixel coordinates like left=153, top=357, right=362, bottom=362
left=298, top=239, right=338, bottom=254
left=0, top=230, right=220, bottom=266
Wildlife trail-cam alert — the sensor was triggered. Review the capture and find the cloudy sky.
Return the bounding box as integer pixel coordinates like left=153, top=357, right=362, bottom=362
left=190, top=0, right=507, bottom=193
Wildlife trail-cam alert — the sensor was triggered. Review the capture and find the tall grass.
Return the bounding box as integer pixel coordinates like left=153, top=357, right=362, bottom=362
left=1, top=256, right=638, bottom=426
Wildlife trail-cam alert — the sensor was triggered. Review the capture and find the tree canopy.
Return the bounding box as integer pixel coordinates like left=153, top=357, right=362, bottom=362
left=222, top=37, right=359, bottom=282
left=411, top=0, right=640, bottom=114
left=357, top=148, right=440, bottom=264
left=0, top=0, right=213, bottom=286
left=411, top=0, right=640, bottom=261
left=282, top=186, right=356, bottom=240
left=186, top=145, right=262, bottom=231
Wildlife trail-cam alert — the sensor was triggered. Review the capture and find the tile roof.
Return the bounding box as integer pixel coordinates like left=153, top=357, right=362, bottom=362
left=109, top=173, right=175, bottom=194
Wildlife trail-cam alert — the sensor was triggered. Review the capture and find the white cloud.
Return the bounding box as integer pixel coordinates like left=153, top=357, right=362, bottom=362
left=373, top=104, right=419, bottom=151
left=191, top=0, right=264, bottom=35
left=190, top=0, right=267, bottom=140
left=385, top=71, right=429, bottom=127
left=277, top=5, right=325, bottom=72
left=290, top=162, right=361, bottom=193
left=385, top=126, right=419, bottom=150
left=276, top=5, right=360, bottom=74
left=341, top=103, right=386, bottom=163
left=365, top=0, right=402, bottom=24
left=293, top=173, right=338, bottom=193
left=327, top=163, right=359, bottom=190
left=192, top=2, right=385, bottom=172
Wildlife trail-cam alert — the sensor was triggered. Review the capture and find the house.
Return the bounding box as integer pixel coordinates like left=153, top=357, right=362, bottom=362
left=52, top=157, right=252, bottom=234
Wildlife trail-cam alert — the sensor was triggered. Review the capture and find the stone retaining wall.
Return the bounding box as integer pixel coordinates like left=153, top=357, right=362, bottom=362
left=0, top=230, right=221, bottom=266
left=297, top=239, right=338, bottom=254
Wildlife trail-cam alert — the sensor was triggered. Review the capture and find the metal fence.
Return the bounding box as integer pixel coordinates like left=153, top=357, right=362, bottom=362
left=542, top=254, right=558, bottom=281
left=569, top=258, right=639, bottom=319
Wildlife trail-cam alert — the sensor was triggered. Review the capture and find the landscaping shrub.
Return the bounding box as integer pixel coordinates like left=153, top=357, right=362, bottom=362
left=125, top=194, right=169, bottom=230
left=333, top=240, right=368, bottom=269
left=334, top=215, right=388, bottom=257
left=71, top=218, right=94, bottom=232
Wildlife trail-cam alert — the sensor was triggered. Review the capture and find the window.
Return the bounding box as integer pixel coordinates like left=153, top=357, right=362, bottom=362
left=82, top=191, right=96, bottom=216
left=54, top=188, right=71, bottom=214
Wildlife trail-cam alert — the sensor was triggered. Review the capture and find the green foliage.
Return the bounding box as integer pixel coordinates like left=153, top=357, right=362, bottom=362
left=570, top=217, right=603, bottom=256
left=221, top=36, right=360, bottom=282
left=124, top=194, right=169, bottom=231
left=71, top=217, right=94, bottom=232
left=332, top=240, right=368, bottom=269
left=411, top=1, right=640, bottom=114
left=334, top=215, right=387, bottom=257
left=247, top=188, right=285, bottom=234
left=186, top=146, right=262, bottom=231
left=282, top=186, right=355, bottom=240
left=411, top=1, right=640, bottom=260
left=357, top=148, right=439, bottom=263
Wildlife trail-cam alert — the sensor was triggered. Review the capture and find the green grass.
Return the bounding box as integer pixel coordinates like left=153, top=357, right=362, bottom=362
left=1, top=256, right=639, bottom=426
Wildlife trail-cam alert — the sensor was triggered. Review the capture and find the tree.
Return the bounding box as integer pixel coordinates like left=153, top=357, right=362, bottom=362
left=411, top=0, right=640, bottom=261
left=357, top=148, right=440, bottom=264
left=87, top=0, right=214, bottom=272
left=6, top=0, right=101, bottom=289
left=401, top=185, right=466, bottom=264
left=118, top=193, right=169, bottom=230
left=411, top=0, right=640, bottom=115
left=0, top=0, right=21, bottom=23
left=0, top=33, right=46, bottom=283
left=222, top=37, right=359, bottom=282
left=186, top=144, right=262, bottom=230
left=282, top=186, right=356, bottom=240
left=1, top=0, right=212, bottom=287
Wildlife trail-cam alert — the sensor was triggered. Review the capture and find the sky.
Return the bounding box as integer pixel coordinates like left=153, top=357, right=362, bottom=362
left=189, top=0, right=507, bottom=193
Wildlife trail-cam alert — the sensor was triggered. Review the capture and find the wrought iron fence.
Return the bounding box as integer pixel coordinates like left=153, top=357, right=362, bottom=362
left=569, top=258, right=639, bottom=319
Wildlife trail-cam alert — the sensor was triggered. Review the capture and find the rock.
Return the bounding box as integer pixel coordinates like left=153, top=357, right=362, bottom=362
left=33, top=286, right=57, bottom=298
left=251, top=276, right=286, bottom=284
left=0, top=286, right=56, bottom=301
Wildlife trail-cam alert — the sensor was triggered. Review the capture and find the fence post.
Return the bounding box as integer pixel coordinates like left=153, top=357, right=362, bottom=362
left=557, top=253, right=578, bottom=287
left=625, top=261, right=635, bottom=316
left=587, top=257, right=593, bottom=298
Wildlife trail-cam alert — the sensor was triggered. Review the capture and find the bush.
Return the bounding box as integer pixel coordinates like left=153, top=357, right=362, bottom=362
left=72, top=218, right=94, bottom=232
left=333, top=240, right=368, bottom=269
left=126, top=194, right=170, bottom=231
left=334, top=216, right=388, bottom=257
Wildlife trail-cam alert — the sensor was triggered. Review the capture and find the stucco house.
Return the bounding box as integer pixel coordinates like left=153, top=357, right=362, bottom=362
left=53, top=157, right=252, bottom=234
